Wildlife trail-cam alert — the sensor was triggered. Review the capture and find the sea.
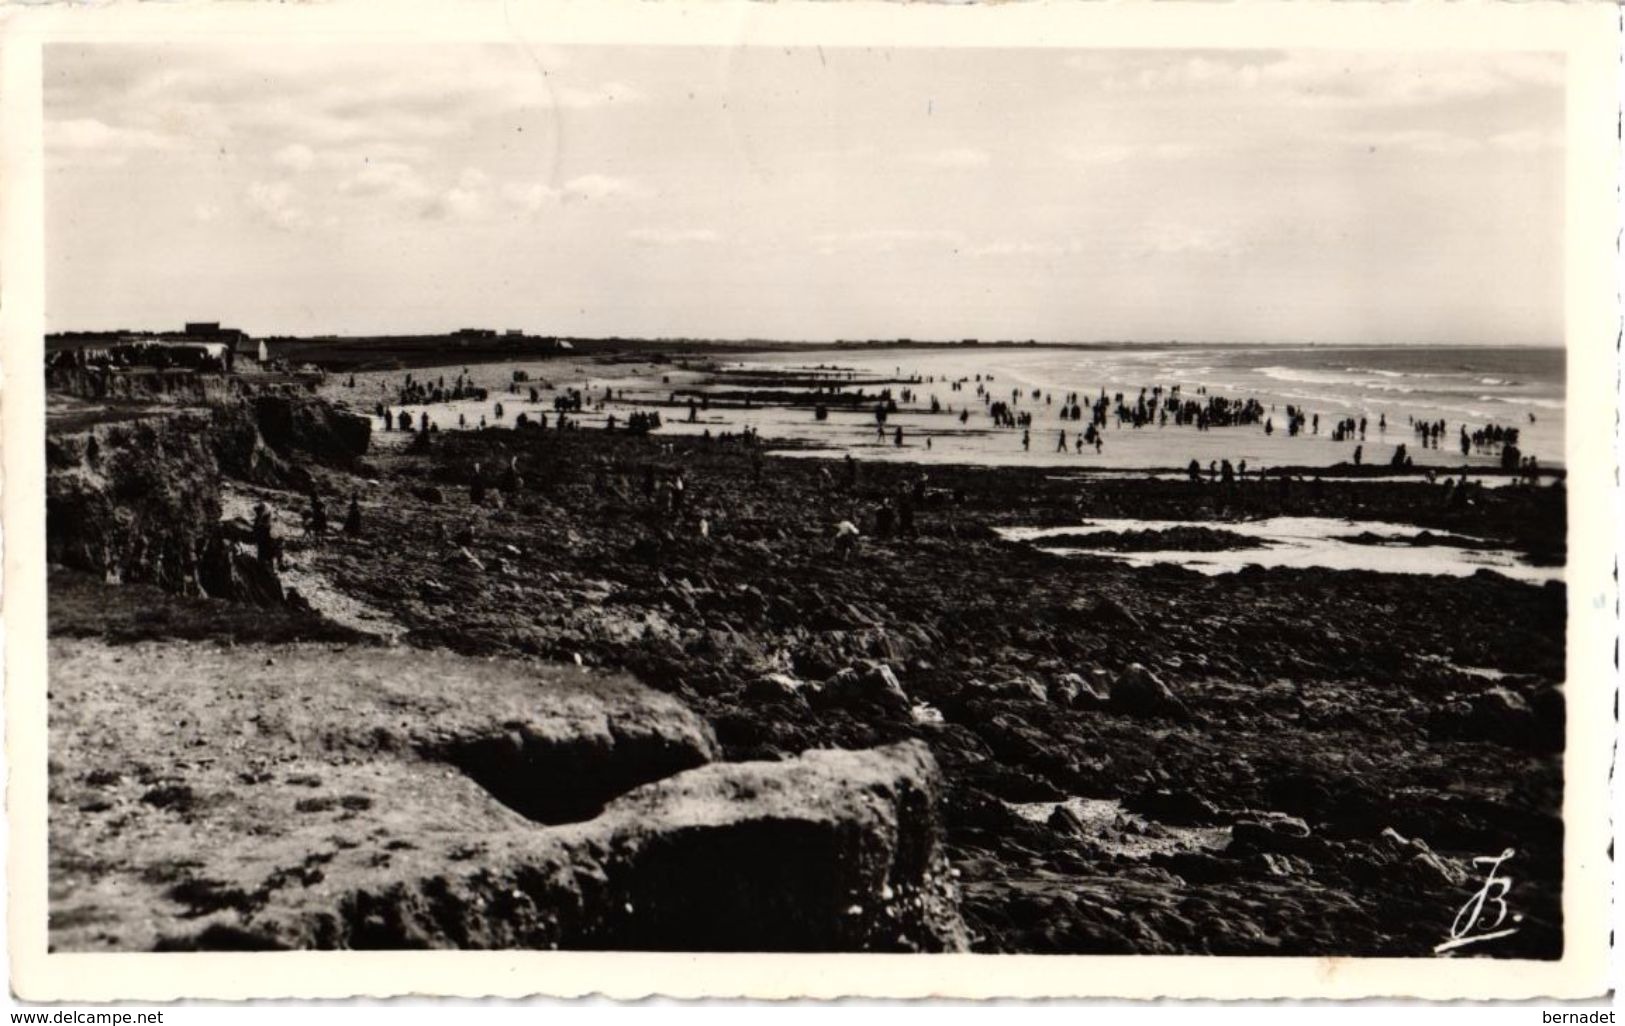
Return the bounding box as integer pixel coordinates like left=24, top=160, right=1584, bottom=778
left=329, top=343, right=1566, bottom=473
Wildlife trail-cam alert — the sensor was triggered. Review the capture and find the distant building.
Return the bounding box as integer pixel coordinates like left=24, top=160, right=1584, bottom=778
left=181, top=321, right=248, bottom=345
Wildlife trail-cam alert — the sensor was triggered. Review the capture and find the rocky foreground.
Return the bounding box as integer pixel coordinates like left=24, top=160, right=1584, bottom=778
left=47, top=387, right=1567, bottom=955
left=49, top=640, right=963, bottom=952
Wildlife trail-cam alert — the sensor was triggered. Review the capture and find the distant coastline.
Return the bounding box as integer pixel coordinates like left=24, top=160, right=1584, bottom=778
left=44, top=328, right=1565, bottom=374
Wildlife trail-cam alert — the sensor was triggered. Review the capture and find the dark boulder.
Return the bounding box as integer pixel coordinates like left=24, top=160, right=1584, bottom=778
left=1109, top=663, right=1190, bottom=720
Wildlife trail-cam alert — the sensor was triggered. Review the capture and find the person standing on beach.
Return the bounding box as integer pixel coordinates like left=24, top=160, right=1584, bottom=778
left=1022, top=429, right=1030, bottom=451
left=1057, top=429, right=1067, bottom=453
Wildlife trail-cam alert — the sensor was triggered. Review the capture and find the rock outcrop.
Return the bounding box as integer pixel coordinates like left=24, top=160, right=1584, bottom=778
left=46, top=413, right=224, bottom=595
left=46, top=393, right=371, bottom=602
left=49, top=640, right=967, bottom=953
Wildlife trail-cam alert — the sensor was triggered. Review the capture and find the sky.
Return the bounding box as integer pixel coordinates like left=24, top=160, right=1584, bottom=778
left=44, top=44, right=1565, bottom=344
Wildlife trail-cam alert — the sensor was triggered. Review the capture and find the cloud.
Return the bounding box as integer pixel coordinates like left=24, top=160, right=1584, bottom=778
left=338, top=160, right=434, bottom=205
left=1061, top=142, right=1195, bottom=166
left=49, top=48, right=650, bottom=178
left=46, top=117, right=176, bottom=166
left=1062, top=143, right=1137, bottom=166
left=192, top=202, right=220, bottom=223
left=810, top=228, right=964, bottom=255
left=424, top=168, right=492, bottom=220
left=913, top=147, right=991, bottom=169
left=502, top=181, right=562, bottom=213
left=1095, top=51, right=1564, bottom=109
left=552, top=80, right=645, bottom=109
left=627, top=227, right=720, bottom=245
left=1345, top=129, right=1481, bottom=156
left=499, top=174, right=645, bottom=213
left=244, top=180, right=310, bottom=232
left=1137, top=223, right=1244, bottom=259
left=561, top=173, right=642, bottom=202
left=272, top=143, right=317, bottom=172
left=1489, top=128, right=1564, bottom=153
left=965, top=239, right=1085, bottom=258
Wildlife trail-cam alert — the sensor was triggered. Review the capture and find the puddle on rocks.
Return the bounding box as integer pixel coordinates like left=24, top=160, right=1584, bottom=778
left=1038, top=471, right=1538, bottom=490
left=1001, top=517, right=1560, bottom=585
left=1005, top=797, right=1232, bottom=860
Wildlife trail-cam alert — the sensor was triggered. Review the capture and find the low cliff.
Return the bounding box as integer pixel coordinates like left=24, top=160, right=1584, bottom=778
left=45, top=393, right=372, bottom=602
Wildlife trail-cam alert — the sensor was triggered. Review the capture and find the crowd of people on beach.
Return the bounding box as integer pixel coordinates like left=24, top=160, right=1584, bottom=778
left=351, top=360, right=1549, bottom=493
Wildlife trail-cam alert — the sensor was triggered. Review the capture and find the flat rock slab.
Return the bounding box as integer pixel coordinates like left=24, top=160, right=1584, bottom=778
left=49, top=640, right=966, bottom=952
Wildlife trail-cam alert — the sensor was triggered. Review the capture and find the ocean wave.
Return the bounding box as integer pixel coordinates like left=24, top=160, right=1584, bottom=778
left=1478, top=377, right=1521, bottom=386
left=1262, top=364, right=1459, bottom=391
left=1255, top=365, right=1361, bottom=386
left=1343, top=366, right=1449, bottom=380
left=1477, top=395, right=1564, bottom=410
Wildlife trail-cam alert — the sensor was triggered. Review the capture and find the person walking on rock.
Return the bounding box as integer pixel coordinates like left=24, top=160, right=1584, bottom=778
left=834, top=519, right=860, bottom=562
left=305, top=490, right=328, bottom=539
left=252, top=502, right=277, bottom=566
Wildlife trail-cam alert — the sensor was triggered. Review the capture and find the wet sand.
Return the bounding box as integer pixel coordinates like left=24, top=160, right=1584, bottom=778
left=322, top=347, right=1565, bottom=476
